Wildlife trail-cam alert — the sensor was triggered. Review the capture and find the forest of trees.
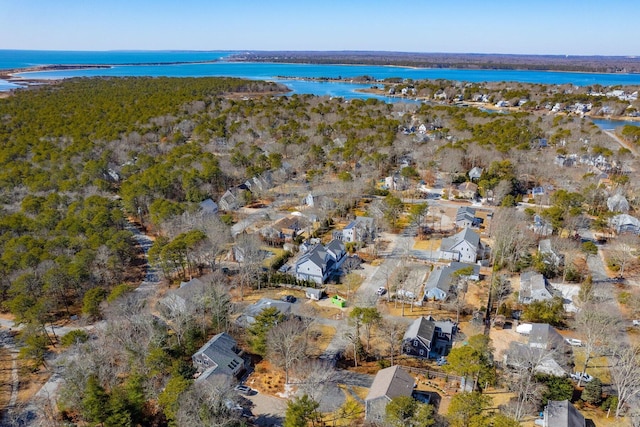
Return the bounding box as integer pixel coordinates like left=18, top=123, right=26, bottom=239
left=1, top=74, right=639, bottom=425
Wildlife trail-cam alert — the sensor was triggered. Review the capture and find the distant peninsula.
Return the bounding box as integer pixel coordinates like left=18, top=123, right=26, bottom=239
left=227, top=51, right=640, bottom=74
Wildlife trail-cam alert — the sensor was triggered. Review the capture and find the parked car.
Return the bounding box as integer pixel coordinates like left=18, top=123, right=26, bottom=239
left=396, top=289, right=416, bottom=299
left=633, top=320, right=640, bottom=326
left=234, top=384, right=253, bottom=395
left=570, top=372, right=593, bottom=383
left=281, top=295, right=296, bottom=303
left=436, top=356, right=447, bottom=366
left=376, top=287, right=387, bottom=296
left=565, top=338, right=582, bottom=347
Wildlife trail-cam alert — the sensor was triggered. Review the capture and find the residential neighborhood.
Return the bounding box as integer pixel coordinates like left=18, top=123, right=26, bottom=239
left=2, top=71, right=640, bottom=427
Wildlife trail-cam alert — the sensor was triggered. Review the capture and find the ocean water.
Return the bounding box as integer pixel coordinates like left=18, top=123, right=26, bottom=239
left=0, top=50, right=233, bottom=69
left=2, top=51, right=640, bottom=124
left=4, top=50, right=640, bottom=87
left=590, top=117, right=640, bottom=130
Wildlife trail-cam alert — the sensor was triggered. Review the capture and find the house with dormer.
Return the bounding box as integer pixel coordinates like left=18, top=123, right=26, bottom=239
left=334, top=216, right=376, bottom=243
left=193, top=332, right=245, bottom=383
left=439, top=228, right=484, bottom=263
left=294, top=240, right=346, bottom=284
left=455, top=206, right=482, bottom=229
left=402, top=316, right=457, bottom=359
left=519, top=272, right=558, bottom=304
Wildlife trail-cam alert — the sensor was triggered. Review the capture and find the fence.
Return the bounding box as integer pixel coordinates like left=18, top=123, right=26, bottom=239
left=398, top=364, right=464, bottom=384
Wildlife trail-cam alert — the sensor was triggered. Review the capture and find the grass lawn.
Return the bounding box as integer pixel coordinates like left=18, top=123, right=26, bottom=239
left=413, top=238, right=441, bottom=251
left=572, top=349, right=612, bottom=384
left=306, top=324, right=336, bottom=356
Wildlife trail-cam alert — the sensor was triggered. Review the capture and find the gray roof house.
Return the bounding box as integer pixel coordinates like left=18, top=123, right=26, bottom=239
left=403, top=316, right=457, bottom=359
left=294, top=240, right=346, bottom=284
left=538, top=239, right=563, bottom=268
left=193, top=332, right=245, bottom=383
left=364, top=365, right=415, bottom=423
left=455, top=206, right=481, bottom=229
left=219, top=184, right=251, bottom=212
left=335, top=216, right=376, bottom=243
left=439, top=228, right=484, bottom=263
left=519, top=272, right=557, bottom=304
left=160, top=277, right=206, bottom=313
left=543, top=400, right=586, bottom=427
left=528, top=323, right=565, bottom=350
left=424, top=262, right=481, bottom=301
left=236, top=298, right=292, bottom=327
left=468, top=167, right=483, bottom=181
left=609, top=214, right=640, bottom=234
left=531, top=215, right=554, bottom=237
left=607, top=193, right=629, bottom=213
left=504, top=342, right=567, bottom=377
left=199, top=198, right=219, bottom=215
left=457, top=182, right=479, bottom=199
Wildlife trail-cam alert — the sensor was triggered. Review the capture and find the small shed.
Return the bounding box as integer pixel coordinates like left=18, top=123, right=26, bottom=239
left=305, top=288, right=325, bottom=301
left=493, top=315, right=506, bottom=329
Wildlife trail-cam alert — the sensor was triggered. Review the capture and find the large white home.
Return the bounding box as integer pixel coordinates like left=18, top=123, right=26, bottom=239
left=439, top=228, right=484, bottom=263
left=334, top=216, right=376, bottom=243
left=294, top=240, right=346, bottom=284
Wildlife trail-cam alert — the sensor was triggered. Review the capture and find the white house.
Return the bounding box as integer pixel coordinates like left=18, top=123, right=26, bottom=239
left=336, top=216, right=376, bottom=243
left=519, top=272, right=557, bottom=304
left=439, top=228, right=484, bottom=263
left=294, top=240, right=346, bottom=284
left=424, top=262, right=481, bottom=301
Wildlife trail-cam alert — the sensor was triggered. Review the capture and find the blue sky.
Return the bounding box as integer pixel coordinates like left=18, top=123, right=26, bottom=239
left=1, top=0, right=638, bottom=55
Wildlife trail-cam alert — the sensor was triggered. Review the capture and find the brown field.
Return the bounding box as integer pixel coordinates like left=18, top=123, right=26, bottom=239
left=246, top=360, right=285, bottom=395
left=306, top=324, right=337, bottom=356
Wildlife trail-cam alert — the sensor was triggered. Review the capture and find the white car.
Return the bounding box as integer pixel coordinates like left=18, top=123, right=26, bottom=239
left=376, top=287, right=387, bottom=296
left=565, top=338, right=582, bottom=347
left=570, top=372, right=593, bottom=383
left=633, top=320, right=640, bottom=326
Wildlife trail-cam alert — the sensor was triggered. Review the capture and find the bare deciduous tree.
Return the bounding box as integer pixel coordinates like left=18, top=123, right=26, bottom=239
left=490, top=208, right=534, bottom=272
left=609, top=343, right=640, bottom=418
left=175, top=377, right=242, bottom=427
left=491, top=274, right=512, bottom=314
left=503, top=345, right=559, bottom=420
left=292, top=359, right=338, bottom=404
left=574, top=303, right=620, bottom=386
left=267, top=318, right=307, bottom=384
left=234, top=233, right=264, bottom=297
left=379, top=319, right=405, bottom=365
left=609, top=233, right=639, bottom=278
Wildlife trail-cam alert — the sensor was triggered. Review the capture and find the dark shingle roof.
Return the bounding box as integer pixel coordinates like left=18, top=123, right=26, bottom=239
left=404, top=316, right=436, bottom=343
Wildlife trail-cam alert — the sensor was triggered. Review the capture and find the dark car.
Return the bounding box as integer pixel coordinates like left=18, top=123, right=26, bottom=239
left=281, top=295, right=296, bottom=303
